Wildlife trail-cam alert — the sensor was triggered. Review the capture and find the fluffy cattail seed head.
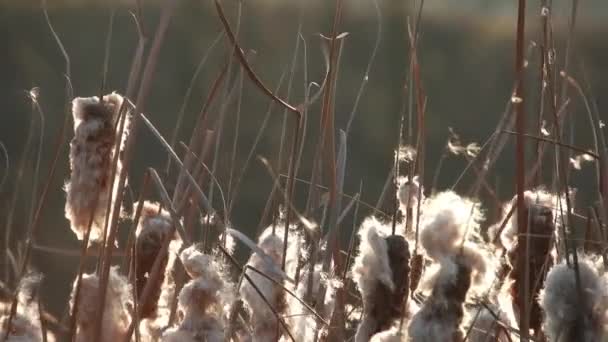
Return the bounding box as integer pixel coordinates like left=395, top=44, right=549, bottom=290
left=539, top=256, right=608, bottom=342
left=64, top=92, right=130, bottom=243
left=70, top=267, right=132, bottom=342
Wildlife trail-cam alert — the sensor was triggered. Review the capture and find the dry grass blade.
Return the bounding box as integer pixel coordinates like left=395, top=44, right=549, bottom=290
left=125, top=5, right=146, bottom=99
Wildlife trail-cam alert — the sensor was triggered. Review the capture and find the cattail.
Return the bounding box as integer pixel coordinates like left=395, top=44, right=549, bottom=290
left=408, top=191, right=491, bottom=341
left=240, top=226, right=287, bottom=341
left=539, top=256, right=608, bottom=341
left=70, top=267, right=132, bottom=342
left=139, top=238, right=183, bottom=341
left=418, top=191, right=483, bottom=260
left=353, top=217, right=410, bottom=342
left=408, top=254, right=473, bottom=341
left=0, top=273, right=45, bottom=342
left=64, top=92, right=130, bottom=243
left=161, top=246, right=234, bottom=342
left=133, top=201, right=175, bottom=319
left=500, top=189, right=563, bottom=334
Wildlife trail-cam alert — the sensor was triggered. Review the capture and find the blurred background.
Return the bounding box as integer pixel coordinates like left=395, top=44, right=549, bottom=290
left=1, top=0, right=606, bottom=318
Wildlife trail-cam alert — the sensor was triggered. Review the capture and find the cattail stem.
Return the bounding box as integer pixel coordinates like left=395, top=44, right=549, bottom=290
left=514, top=0, right=528, bottom=339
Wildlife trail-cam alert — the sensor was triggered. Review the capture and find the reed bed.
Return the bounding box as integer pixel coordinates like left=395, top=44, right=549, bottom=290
left=1, top=0, right=607, bottom=341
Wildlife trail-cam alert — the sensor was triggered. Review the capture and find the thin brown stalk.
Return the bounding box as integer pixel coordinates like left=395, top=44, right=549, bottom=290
left=99, top=7, right=115, bottom=98
left=227, top=67, right=245, bottom=202
left=258, top=21, right=302, bottom=230
left=514, top=0, right=528, bottom=339
left=93, top=2, right=177, bottom=340
left=68, top=192, right=104, bottom=342
left=561, top=73, right=603, bottom=194
left=207, top=59, right=245, bottom=211
left=315, top=1, right=347, bottom=340
left=125, top=0, right=147, bottom=99
left=26, top=94, right=45, bottom=239
left=213, top=9, right=304, bottom=320
left=97, top=100, right=131, bottom=271
left=213, top=0, right=300, bottom=116
left=124, top=182, right=151, bottom=274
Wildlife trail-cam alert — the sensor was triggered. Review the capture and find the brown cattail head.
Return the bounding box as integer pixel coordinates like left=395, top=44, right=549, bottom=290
left=353, top=219, right=411, bottom=341
left=139, top=238, right=183, bottom=341
left=372, top=235, right=410, bottom=332
left=408, top=255, right=473, bottom=342
left=408, top=191, right=494, bottom=342
left=133, top=201, right=175, bottom=319
left=500, top=190, right=562, bottom=333
left=65, top=92, right=130, bottom=243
